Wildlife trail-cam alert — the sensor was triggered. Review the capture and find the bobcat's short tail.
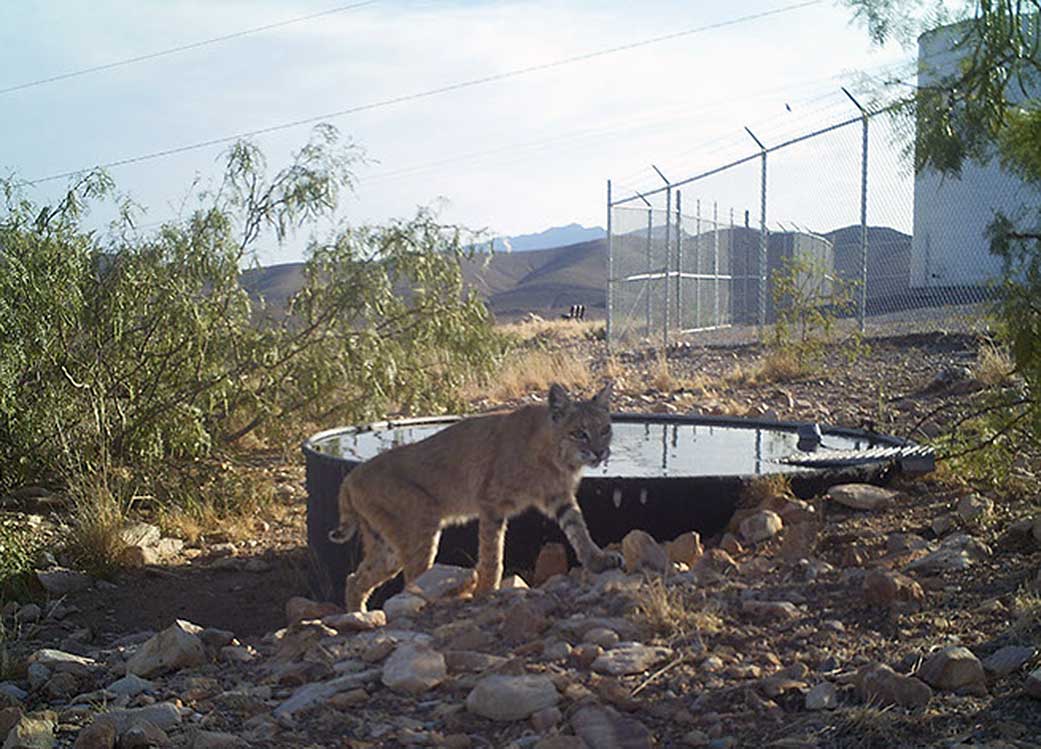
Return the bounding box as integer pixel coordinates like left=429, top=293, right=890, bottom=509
left=327, top=482, right=358, bottom=544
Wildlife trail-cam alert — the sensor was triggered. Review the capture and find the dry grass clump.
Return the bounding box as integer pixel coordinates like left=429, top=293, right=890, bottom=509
left=758, top=348, right=807, bottom=382
left=1009, top=587, right=1041, bottom=642
left=649, top=354, right=714, bottom=395
left=974, top=341, right=1015, bottom=386
left=499, top=318, right=604, bottom=344
left=826, top=704, right=902, bottom=749
left=157, top=470, right=277, bottom=545
left=631, top=579, right=722, bottom=641
left=65, top=474, right=134, bottom=576
left=728, top=349, right=806, bottom=387
left=739, top=474, right=793, bottom=509
left=650, top=353, right=677, bottom=392
left=477, top=348, right=592, bottom=402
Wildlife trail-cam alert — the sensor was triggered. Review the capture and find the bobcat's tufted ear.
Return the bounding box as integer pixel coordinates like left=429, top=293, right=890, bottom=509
left=548, top=383, right=572, bottom=420
left=592, top=381, right=613, bottom=408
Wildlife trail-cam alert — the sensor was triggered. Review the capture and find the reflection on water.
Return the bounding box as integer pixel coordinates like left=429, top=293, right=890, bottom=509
left=313, top=421, right=883, bottom=478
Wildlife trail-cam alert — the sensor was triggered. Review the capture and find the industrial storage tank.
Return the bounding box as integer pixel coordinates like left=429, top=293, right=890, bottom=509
left=911, top=20, right=1038, bottom=290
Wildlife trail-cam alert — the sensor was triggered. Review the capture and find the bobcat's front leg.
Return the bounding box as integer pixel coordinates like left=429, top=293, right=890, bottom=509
left=551, top=497, right=623, bottom=573
left=475, top=511, right=507, bottom=595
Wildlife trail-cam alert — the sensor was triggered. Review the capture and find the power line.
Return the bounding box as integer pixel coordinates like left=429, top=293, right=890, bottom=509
left=0, top=0, right=382, bottom=96
left=25, top=0, right=823, bottom=187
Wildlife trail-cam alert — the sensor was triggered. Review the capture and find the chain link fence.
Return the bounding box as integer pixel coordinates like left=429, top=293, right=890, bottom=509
left=606, top=109, right=1025, bottom=349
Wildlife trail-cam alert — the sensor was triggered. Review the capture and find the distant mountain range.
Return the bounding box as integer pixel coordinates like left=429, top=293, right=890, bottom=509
left=487, top=223, right=605, bottom=253
left=239, top=224, right=911, bottom=323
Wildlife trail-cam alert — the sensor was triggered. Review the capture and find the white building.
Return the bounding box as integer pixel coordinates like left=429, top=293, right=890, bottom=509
left=911, top=21, right=1038, bottom=288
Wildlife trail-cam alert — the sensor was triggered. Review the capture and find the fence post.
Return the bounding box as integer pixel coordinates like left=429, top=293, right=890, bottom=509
left=713, top=201, right=720, bottom=329
left=858, top=112, right=869, bottom=333
left=695, top=199, right=702, bottom=330
left=645, top=207, right=653, bottom=338
left=842, top=88, right=870, bottom=333
left=606, top=179, right=613, bottom=348
left=745, top=126, right=768, bottom=331
left=730, top=207, right=737, bottom=323
left=675, top=190, right=682, bottom=332
left=663, top=186, right=672, bottom=350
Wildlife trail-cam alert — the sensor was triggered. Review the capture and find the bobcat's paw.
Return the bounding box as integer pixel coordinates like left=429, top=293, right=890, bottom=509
left=586, top=550, right=624, bottom=573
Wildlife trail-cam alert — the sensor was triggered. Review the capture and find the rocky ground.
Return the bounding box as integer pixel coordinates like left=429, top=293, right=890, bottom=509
left=2, top=330, right=1039, bottom=749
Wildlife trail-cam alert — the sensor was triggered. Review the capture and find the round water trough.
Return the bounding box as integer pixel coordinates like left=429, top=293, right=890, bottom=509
left=302, top=413, right=928, bottom=605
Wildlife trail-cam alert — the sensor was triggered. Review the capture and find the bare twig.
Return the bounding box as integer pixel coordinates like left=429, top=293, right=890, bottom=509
left=630, top=655, right=688, bottom=697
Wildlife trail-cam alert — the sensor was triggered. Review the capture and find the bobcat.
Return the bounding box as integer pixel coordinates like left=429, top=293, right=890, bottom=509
left=328, top=382, right=622, bottom=611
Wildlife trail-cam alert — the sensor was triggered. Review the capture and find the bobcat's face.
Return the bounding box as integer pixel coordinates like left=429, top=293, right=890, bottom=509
left=549, top=382, right=613, bottom=467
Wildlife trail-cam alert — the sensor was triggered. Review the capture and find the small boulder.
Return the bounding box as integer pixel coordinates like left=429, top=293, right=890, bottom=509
left=35, top=568, right=92, bottom=595
left=621, top=531, right=668, bottom=574
left=284, top=597, right=339, bottom=626
left=1, top=709, right=23, bottom=741
left=886, top=533, right=930, bottom=554
left=118, top=721, right=169, bottom=749
left=591, top=642, right=672, bottom=676
left=718, top=534, right=744, bottom=556
left=125, top=620, right=206, bottom=677
left=45, top=672, right=78, bottom=700
left=982, top=646, right=1036, bottom=678
left=862, top=569, right=924, bottom=610
left=72, top=720, right=116, bottom=749
left=0, top=684, right=28, bottom=705
left=805, top=682, right=838, bottom=710
left=906, top=534, right=990, bottom=574
left=27, top=649, right=96, bottom=677
left=105, top=674, right=154, bottom=698
left=739, top=511, right=783, bottom=544
left=931, top=513, right=958, bottom=537
left=1026, top=668, right=1041, bottom=699
left=382, top=593, right=426, bottom=620
left=406, top=565, right=478, bottom=602
left=465, top=675, right=559, bottom=722
left=583, top=627, right=620, bottom=649
left=666, top=532, right=703, bottom=566
left=321, top=610, right=386, bottom=633
left=190, top=730, right=249, bottom=749
left=533, top=543, right=569, bottom=585
left=15, top=605, right=40, bottom=624
left=956, top=494, right=992, bottom=524
left=118, top=546, right=160, bottom=568
left=381, top=643, right=446, bottom=695
left=856, top=663, right=931, bottom=708
left=501, top=601, right=548, bottom=644
left=741, top=600, right=801, bottom=621
left=779, top=522, right=820, bottom=562
left=828, top=484, right=895, bottom=511
left=93, top=703, right=181, bottom=734
left=916, top=646, right=987, bottom=696
left=3, top=713, right=55, bottom=749
left=571, top=704, right=654, bottom=749
left=531, top=706, right=562, bottom=733
left=500, top=575, right=529, bottom=590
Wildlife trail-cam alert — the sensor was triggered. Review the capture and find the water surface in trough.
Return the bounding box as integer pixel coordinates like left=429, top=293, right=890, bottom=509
left=312, top=421, right=885, bottom=478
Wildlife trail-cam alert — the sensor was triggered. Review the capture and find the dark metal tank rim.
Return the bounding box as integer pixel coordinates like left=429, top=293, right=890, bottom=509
left=301, top=411, right=910, bottom=461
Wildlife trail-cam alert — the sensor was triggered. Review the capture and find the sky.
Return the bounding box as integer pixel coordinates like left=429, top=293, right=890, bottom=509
left=1, top=0, right=921, bottom=265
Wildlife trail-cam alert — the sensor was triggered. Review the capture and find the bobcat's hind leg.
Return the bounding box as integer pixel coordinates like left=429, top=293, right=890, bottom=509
left=344, top=524, right=402, bottom=612
left=474, top=512, right=507, bottom=595
left=402, top=524, right=442, bottom=585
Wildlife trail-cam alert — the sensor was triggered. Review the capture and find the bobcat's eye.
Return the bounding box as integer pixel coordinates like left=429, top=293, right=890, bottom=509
left=571, top=430, right=588, bottom=441
left=601, top=426, right=612, bottom=437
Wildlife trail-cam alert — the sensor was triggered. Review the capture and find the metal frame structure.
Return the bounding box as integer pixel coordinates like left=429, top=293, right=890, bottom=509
left=606, top=105, right=874, bottom=350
